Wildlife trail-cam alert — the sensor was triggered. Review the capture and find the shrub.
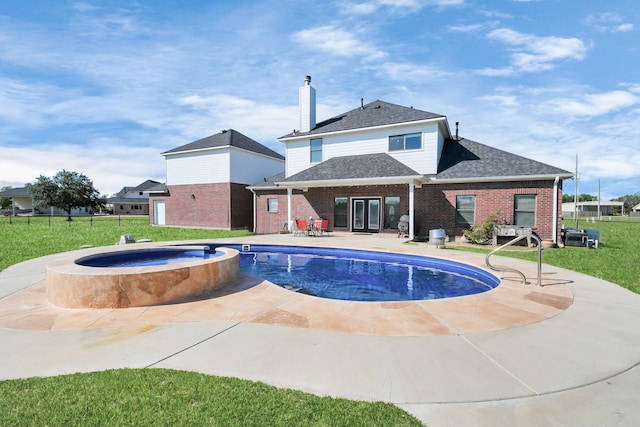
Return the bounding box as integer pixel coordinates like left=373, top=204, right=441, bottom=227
left=463, top=211, right=500, bottom=244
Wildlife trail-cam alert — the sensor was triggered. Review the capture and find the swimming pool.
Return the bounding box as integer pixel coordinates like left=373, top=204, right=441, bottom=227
left=210, top=244, right=499, bottom=302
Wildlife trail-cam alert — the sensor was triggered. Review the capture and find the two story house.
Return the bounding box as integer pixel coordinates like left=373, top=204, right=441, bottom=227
left=107, top=179, right=161, bottom=215
left=249, top=76, right=572, bottom=243
left=149, top=129, right=284, bottom=229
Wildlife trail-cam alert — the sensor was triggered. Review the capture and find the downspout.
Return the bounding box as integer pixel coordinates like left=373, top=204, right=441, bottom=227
left=287, top=188, right=293, bottom=232
left=552, top=176, right=559, bottom=244
left=409, top=182, right=415, bottom=240
left=249, top=188, right=257, bottom=233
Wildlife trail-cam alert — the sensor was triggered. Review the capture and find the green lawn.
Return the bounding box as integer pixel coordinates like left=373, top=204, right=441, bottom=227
left=0, top=369, right=420, bottom=427
left=452, top=218, right=640, bottom=295
left=0, top=215, right=420, bottom=426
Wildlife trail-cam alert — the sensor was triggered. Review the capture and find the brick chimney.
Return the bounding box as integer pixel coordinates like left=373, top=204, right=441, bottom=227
left=299, top=75, right=316, bottom=132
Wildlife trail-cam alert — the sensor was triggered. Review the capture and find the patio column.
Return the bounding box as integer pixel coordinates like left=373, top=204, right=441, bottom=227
left=409, top=182, right=415, bottom=240
left=287, top=187, right=293, bottom=232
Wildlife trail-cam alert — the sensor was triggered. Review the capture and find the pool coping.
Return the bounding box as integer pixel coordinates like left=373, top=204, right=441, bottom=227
left=0, top=238, right=573, bottom=336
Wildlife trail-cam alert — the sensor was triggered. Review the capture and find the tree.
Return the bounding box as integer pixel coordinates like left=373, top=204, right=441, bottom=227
left=0, top=186, right=11, bottom=210
left=27, top=170, right=105, bottom=220
left=613, top=192, right=640, bottom=213
left=562, top=194, right=597, bottom=203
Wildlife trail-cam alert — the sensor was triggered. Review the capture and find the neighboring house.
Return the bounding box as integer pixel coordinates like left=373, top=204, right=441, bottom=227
left=0, top=186, right=92, bottom=215
left=248, top=76, right=573, bottom=243
left=149, top=129, right=285, bottom=229
left=107, top=179, right=161, bottom=215
left=0, top=186, right=33, bottom=214
left=562, top=201, right=625, bottom=218
left=632, top=203, right=640, bottom=212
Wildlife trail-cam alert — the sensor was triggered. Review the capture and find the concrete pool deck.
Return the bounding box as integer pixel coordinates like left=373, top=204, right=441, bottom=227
left=1, top=232, right=639, bottom=426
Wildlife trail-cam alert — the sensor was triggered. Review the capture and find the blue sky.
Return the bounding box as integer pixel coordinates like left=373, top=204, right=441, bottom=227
left=1, top=0, right=638, bottom=200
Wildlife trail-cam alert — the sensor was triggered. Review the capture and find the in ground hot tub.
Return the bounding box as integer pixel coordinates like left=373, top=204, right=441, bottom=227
left=46, top=245, right=239, bottom=308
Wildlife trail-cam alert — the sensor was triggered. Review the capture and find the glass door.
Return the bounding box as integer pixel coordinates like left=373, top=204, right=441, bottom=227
left=351, top=198, right=381, bottom=233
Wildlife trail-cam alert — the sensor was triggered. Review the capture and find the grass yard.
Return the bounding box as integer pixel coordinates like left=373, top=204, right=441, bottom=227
left=0, top=215, right=252, bottom=272
left=452, top=218, right=640, bottom=295
left=0, top=369, right=420, bottom=427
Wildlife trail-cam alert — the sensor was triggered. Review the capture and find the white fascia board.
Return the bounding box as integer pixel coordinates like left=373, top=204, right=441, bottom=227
left=275, top=175, right=427, bottom=189
left=428, top=173, right=574, bottom=184
left=162, top=145, right=284, bottom=161
left=278, top=117, right=448, bottom=143
left=162, top=146, right=230, bottom=157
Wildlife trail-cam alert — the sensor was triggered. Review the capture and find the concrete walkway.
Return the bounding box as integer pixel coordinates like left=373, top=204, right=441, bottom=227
left=1, top=233, right=639, bottom=426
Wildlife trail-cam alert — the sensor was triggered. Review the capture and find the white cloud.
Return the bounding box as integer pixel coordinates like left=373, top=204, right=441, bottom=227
left=585, top=13, right=634, bottom=33
left=337, top=0, right=463, bottom=15
left=486, top=28, right=588, bottom=73
left=293, top=26, right=387, bottom=61
left=542, top=90, right=639, bottom=117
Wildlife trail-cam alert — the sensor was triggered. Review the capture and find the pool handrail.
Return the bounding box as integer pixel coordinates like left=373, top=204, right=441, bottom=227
left=485, top=233, right=542, bottom=286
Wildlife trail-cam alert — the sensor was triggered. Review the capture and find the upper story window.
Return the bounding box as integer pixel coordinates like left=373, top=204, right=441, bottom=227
left=310, top=138, right=323, bottom=163
left=389, top=133, right=421, bottom=151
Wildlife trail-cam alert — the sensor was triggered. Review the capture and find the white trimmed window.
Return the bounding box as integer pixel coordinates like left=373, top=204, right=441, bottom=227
left=514, top=195, right=536, bottom=226
left=267, top=198, right=278, bottom=213
left=456, top=195, right=476, bottom=225
left=389, top=133, right=421, bottom=151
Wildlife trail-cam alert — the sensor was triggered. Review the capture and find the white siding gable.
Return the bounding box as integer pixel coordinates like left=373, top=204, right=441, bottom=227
left=230, top=149, right=285, bottom=184
left=166, top=147, right=284, bottom=186
left=284, top=121, right=442, bottom=177
left=166, top=149, right=231, bottom=185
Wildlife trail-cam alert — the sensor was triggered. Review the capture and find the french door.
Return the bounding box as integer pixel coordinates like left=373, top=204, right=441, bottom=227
left=352, top=198, right=381, bottom=233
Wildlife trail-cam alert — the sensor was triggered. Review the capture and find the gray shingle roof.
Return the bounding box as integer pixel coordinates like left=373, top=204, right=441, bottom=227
left=0, top=187, right=30, bottom=197
left=281, top=153, right=421, bottom=183
left=436, top=138, right=572, bottom=180
left=163, top=129, right=284, bottom=160
left=249, top=171, right=286, bottom=188
left=280, top=100, right=444, bottom=138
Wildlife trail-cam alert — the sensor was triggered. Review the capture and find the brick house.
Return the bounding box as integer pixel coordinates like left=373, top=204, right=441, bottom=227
left=149, top=129, right=284, bottom=229
left=248, top=76, right=573, bottom=243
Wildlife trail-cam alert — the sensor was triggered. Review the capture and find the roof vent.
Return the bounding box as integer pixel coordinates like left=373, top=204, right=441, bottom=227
left=455, top=122, right=459, bottom=140
left=360, top=98, right=364, bottom=109
left=221, top=129, right=228, bottom=133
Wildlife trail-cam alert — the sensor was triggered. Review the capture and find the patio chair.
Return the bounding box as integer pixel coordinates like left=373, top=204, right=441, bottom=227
left=314, top=219, right=329, bottom=236
left=294, top=219, right=308, bottom=236
left=397, top=221, right=409, bottom=238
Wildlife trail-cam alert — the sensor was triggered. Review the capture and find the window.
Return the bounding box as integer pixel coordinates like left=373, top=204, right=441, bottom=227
left=334, top=197, right=348, bottom=227
left=384, top=196, right=400, bottom=229
left=456, top=195, right=476, bottom=225
left=388, top=133, right=421, bottom=151
left=310, top=138, right=323, bottom=163
left=514, top=195, right=536, bottom=226
left=267, top=198, right=278, bottom=213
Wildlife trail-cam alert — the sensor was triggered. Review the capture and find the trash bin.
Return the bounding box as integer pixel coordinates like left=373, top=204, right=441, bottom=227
left=429, top=229, right=446, bottom=246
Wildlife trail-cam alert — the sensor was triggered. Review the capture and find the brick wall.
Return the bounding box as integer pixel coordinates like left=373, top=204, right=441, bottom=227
left=254, top=180, right=563, bottom=239
left=149, top=183, right=254, bottom=230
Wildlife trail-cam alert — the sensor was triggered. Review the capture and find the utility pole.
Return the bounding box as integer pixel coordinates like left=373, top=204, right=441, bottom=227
left=574, top=154, right=579, bottom=228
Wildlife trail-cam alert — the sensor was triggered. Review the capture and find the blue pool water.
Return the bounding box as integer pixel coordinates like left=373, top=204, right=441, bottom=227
left=76, top=247, right=223, bottom=268
left=213, top=244, right=499, bottom=302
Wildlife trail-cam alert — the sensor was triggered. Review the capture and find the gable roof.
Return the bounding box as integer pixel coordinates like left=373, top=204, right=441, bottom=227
left=163, top=129, right=284, bottom=160
left=274, top=153, right=425, bottom=188
left=114, top=179, right=161, bottom=197
left=0, top=187, right=30, bottom=198
left=435, top=138, right=572, bottom=181
left=280, top=100, right=445, bottom=139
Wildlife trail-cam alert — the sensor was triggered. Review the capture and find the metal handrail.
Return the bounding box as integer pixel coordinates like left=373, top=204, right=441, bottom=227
left=485, top=233, right=542, bottom=286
